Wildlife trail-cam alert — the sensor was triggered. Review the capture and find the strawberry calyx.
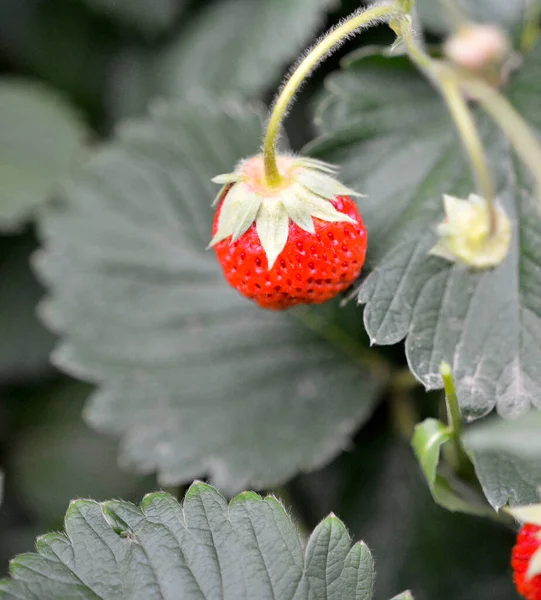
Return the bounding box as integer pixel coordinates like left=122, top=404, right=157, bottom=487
left=209, top=154, right=362, bottom=269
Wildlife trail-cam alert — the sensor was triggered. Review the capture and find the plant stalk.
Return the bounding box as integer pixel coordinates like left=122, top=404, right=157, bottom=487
left=441, top=362, right=462, bottom=440
left=263, top=2, right=402, bottom=187
left=440, top=362, right=475, bottom=480
left=438, top=72, right=498, bottom=232
left=394, top=15, right=498, bottom=233
left=458, top=72, right=541, bottom=202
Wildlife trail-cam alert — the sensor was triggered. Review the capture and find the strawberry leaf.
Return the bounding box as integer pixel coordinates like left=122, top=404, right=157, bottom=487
left=0, top=482, right=402, bottom=600
left=83, top=0, right=186, bottom=35
left=107, top=0, right=335, bottom=119
left=464, top=410, right=541, bottom=509
left=35, top=99, right=382, bottom=493
left=308, top=50, right=541, bottom=420
left=411, top=418, right=495, bottom=517
left=292, top=425, right=518, bottom=600
left=0, top=79, right=88, bottom=232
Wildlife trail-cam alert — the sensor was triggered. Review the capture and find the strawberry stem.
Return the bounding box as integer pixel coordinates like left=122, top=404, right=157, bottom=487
left=393, top=14, right=499, bottom=234
left=437, top=71, right=498, bottom=234
left=263, top=2, right=403, bottom=188
left=440, top=362, right=475, bottom=482
left=441, top=362, right=463, bottom=442
left=459, top=72, right=541, bottom=205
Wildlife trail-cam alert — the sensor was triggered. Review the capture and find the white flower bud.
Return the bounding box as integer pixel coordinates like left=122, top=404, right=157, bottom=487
left=444, top=24, right=510, bottom=71
left=430, top=193, right=511, bottom=269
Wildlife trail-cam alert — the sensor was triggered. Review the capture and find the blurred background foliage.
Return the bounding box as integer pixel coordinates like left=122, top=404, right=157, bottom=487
left=0, top=0, right=529, bottom=598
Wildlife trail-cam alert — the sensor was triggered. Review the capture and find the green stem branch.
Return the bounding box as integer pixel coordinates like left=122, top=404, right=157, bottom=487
left=441, top=362, right=462, bottom=439
left=392, top=13, right=432, bottom=71
left=438, top=72, right=497, bottom=232
left=263, top=2, right=402, bottom=187
left=395, top=15, right=498, bottom=232
left=441, top=362, right=475, bottom=480
left=458, top=72, right=541, bottom=201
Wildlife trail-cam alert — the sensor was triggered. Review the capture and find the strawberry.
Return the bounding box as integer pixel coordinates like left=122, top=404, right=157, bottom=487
left=512, top=524, right=541, bottom=600
left=209, top=154, right=367, bottom=310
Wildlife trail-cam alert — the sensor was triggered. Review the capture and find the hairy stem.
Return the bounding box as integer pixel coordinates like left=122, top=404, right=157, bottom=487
left=458, top=72, right=541, bottom=201
left=263, top=2, right=402, bottom=187
left=393, top=13, right=432, bottom=70
left=395, top=15, right=497, bottom=232
left=438, top=72, right=497, bottom=232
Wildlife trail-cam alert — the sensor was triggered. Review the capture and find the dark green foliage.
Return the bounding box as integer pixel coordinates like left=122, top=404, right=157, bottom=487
left=0, top=1, right=538, bottom=598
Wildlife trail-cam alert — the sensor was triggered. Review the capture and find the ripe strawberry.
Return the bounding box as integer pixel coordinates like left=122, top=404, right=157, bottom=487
left=209, top=154, right=367, bottom=310
left=513, top=524, right=541, bottom=600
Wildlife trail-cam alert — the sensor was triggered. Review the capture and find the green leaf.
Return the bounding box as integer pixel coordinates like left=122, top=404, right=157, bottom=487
left=0, top=79, right=88, bottom=231
left=107, top=0, right=335, bottom=119
left=308, top=51, right=541, bottom=420
left=464, top=410, right=541, bottom=509
left=291, top=424, right=517, bottom=600
left=36, top=99, right=382, bottom=493
left=83, top=0, right=186, bottom=35
left=411, top=418, right=495, bottom=517
left=0, top=482, right=383, bottom=599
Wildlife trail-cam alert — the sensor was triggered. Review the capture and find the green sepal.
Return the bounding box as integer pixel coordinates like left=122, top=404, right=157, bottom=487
left=210, top=155, right=361, bottom=269
left=412, top=418, right=496, bottom=518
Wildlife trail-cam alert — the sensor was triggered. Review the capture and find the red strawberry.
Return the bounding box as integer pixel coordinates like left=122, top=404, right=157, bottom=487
left=209, top=154, right=367, bottom=310
left=512, top=524, right=541, bottom=600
